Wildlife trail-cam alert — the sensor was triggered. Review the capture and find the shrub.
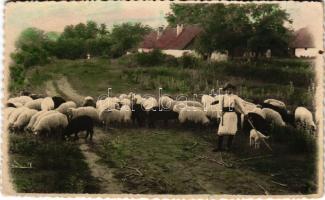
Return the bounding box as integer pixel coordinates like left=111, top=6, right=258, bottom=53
left=179, top=54, right=199, bottom=68
left=135, top=49, right=166, bottom=67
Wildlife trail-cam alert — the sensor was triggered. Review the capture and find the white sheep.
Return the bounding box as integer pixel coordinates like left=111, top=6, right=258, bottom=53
left=41, top=97, right=55, bottom=111
left=204, top=104, right=221, bottom=120
left=120, top=105, right=132, bottom=123
left=295, top=107, right=316, bottom=132
left=8, top=96, right=33, bottom=105
left=173, top=101, right=203, bottom=113
left=99, top=109, right=124, bottom=129
left=31, top=110, right=60, bottom=132
left=55, top=101, right=77, bottom=115
left=201, top=95, right=219, bottom=108
left=159, top=96, right=174, bottom=109
left=5, top=107, right=16, bottom=119
left=178, top=106, right=209, bottom=125
left=8, top=107, right=29, bottom=128
left=120, top=98, right=131, bottom=106
left=262, top=108, right=286, bottom=127
left=25, top=98, right=44, bottom=110
left=12, top=109, right=38, bottom=131
left=68, top=106, right=99, bottom=121
left=33, top=112, right=68, bottom=137
left=119, top=94, right=129, bottom=100
left=249, top=129, right=270, bottom=149
left=96, top=97, right=119, bottom=112
left=264, top=99, right=286, bottom=109
left=142, top=97, right=158, bottom=111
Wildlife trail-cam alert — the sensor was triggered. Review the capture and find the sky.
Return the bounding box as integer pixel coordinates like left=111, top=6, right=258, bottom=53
left=4, top=1, right=324, bottom=65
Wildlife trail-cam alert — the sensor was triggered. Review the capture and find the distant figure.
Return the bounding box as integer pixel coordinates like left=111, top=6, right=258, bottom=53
left=87, top=53, right=91, bottom=60
left=266, top=49, right=271, bottom=59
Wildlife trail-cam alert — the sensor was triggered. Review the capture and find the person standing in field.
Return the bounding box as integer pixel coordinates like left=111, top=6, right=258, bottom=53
left=213, top=83, right=248, bottom=152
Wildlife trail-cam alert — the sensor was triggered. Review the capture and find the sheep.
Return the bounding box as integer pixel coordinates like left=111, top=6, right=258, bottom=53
left=295, top=107, right=316, bottom=133
left=82, top=96, right=96, bottom=107
left=29, top=93, right=45, bottom=100
left=96, top=97, right=120, bottom=112
left=262, top=108, right=286, bottom=127
left=52, top=96, right=66, bottom=109
left=147, top=107, right=178, bottom=127
left=120, top=98, right=131, bottom=106
left=30, top=110, right=60, bottom=132
left=33, top=112, right=68, bottom=138
left=133, top=94, right=145, bottom=104
left=142, top=97, right=158, bottom=111
left=99, top=109, right=124, bottom=129
left=172, top=101, right=204, bottom=113
left=55, top=101, right=77, bottom=115
left=260, top=102, right=293, bottom=125
left=120, top=105, right=132, bottom=123
left=8, top=96, right=33, bottom=105
left=41, top=97, right=55, bottom=111
left=204, top=104, right=222, bottom=120
left=12, top=109, right=38, bottom=131
left=264, top=99, right=286, bottom=109
left=25, top=98, right=44, bottom=110
left=119, top=94, right=129, bottom=100
left=8, top=107, right=29, bottom=128
left=159, top=96, right=174, bottom=110
left=249, top=129, right=270, bottom=149
left=201, top=95, right=219, bottom=108
left=63, top=116, right=94, bottom=140
left=5, top=107, right=16, bottom=121
left=178, top=106, right=209, bottom=125
left=67, top=106, right=99, bottom=121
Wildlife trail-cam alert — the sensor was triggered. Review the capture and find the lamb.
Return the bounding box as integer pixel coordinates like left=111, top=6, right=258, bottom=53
left=159, top=96, right=174, bottom=110
left=172, top=101, right=204, bottom=113
left=33, top=112, right=68, bottom=138
left=67, top=106, right=99, bottom=121
left=52, top=96, right=66, bottom=109
left=41, top=97, right=55, bottom=111
left=8, top=96, right=33, bottom=105
left=82, top=96, right=96, bottom=108
left=249, top=129, right=270, bottom=149
left=262, top=108, right=286, bottom=127
left=295, top=107, right=316, bottom=132
left=178, top=106, right=209, bottom=125
left=63, top=116, right=94, bottom=140
left=55, top=101, right=77, bottom=115
left=142, top=97, right=158, bottom=111
left=264, top=99, right=286, bottom=109
left=25, top=98, right=44, bottom=110
left=12, top=109, right=38, bottom=131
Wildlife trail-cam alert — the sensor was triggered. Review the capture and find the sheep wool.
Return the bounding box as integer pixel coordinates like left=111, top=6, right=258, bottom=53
left=8, top=107, right=29, bottom=126
left=173, top=101, right=204, bottom=113
left=25, top=98, right=44, bottom=110
left=41, top=97, right=55, bottom=111
left=120, top=105, right=132, bottom=123
left=56, top=101, right=77, bottom=115
left=13, top=109, right=38, bottom=130
left=32, top=110, right=60, bottom=131
left=178, top=106, right=209, bottom=124
left=142, top=97, right=158, bottom=111
left=99, top=109, right=124, bottom=124
left=264, top=99, right=286, bottom=109
left=34, top=113, right=68, bottom=136
left=201, top=95, right=219, bottom=108
left=262, top=108, right=286, bottom=127
left=25, top=110, right=47, bottom=131
left=68, top=106, right=99, bottom=121
left=8, top=96, right=33, bottom=105
left=159, top=96, right=174, bottom=109
left=249, top=129, right=270, bottom=149
left=295, top=107, right=316, bottom=130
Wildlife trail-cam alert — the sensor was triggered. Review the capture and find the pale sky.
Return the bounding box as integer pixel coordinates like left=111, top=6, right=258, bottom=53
left=4, top=1, right=323, bottom=65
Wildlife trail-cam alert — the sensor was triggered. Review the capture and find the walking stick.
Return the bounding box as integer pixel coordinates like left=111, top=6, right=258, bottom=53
left=247, top=117, right=273, bottom=151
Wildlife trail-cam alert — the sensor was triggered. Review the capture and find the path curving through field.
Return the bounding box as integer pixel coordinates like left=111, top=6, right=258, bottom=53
left=46, top=76, right=123, bottom=193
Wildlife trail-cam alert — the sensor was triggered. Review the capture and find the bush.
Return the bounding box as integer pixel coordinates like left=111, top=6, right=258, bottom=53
left=135, top=49, right=167, bottom=67
left=179, top=54, right=199, bottom=68
left=9, top=64, right=26, bottom=93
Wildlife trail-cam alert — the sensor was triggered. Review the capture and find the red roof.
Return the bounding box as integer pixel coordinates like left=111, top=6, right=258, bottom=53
left=290, top=27, right=315, bottom=48
left=139, top=25, right=202, bottom=50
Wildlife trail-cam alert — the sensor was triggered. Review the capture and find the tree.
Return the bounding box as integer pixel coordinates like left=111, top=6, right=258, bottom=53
left=166, top=3, right=293, bottom=59
left=109, top=23, right=152, bottom=57
left=11, top=27, right=51, bottom=67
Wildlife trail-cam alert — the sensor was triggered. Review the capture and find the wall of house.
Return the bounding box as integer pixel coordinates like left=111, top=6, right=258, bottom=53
left=295, top=48, right=318, bottom=58
left=211, top=51, right=228, bottom=61
left=162, top=50, right=196, bottom=57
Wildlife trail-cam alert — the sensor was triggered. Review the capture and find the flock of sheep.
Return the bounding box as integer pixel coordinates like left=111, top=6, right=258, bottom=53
left=5, top=91, right=316, bottom=146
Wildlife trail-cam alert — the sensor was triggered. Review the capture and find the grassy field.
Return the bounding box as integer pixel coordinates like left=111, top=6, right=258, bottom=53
left=7, top=56, right=318, bottom=194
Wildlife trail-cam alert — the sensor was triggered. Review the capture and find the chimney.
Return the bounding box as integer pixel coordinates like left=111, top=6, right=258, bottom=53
left=157, top=26, right=164, bottom=39
left=176, top=24, right=184, bottom=36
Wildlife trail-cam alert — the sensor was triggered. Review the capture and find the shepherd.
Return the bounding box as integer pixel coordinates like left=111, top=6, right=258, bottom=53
left=213, top=83, right=248, bottom=152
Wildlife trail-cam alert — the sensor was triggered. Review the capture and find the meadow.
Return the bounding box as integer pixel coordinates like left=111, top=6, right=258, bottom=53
left=7, top=54, right=318, bottom=194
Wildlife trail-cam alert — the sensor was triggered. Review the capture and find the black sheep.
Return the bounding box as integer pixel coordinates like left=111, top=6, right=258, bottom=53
left=242, top=112, right=270, bottom=135
left=64, top=115, right=94, bottom=140
left=147, top=106, right=179, bottom=127
left=52, top=96, right=66, bottom=109
left=131, top=103, right=147, bottom=127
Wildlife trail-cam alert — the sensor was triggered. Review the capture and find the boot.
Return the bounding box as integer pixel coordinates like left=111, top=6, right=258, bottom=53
left=226, top=135, right=234, bottom=151
left=213, top=136, right=224, bottom=152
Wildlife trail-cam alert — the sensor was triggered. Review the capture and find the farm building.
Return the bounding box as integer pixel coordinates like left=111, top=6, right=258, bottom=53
left=290, top=27, right=317, bottom=58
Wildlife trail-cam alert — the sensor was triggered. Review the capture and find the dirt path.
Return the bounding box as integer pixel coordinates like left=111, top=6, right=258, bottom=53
left=46, top=76, right=123, bottom=193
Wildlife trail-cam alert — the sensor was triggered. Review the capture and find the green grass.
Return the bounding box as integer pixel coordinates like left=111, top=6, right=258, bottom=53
left=9, top=134, right=100, bottom=193
left=91, top=127, right=317, bottom=194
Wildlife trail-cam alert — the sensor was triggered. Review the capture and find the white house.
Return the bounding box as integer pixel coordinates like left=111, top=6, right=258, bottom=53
left=290, top=27, right=317, bottom=58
